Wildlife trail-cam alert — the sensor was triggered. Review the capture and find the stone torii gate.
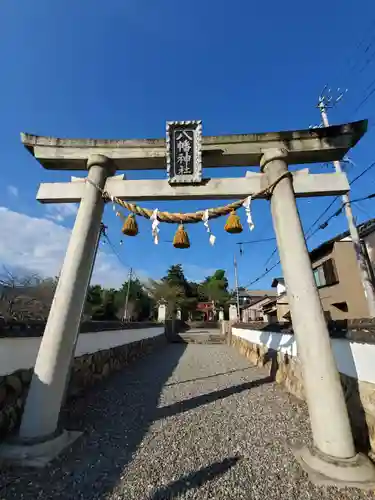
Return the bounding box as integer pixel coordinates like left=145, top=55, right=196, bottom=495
left=3, top=120, right=375, bottom=486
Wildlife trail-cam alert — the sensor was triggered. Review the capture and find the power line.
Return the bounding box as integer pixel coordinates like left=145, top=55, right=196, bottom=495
left=304, top=196, right=340, bottom=238
left=245, top=260, right=280, bottom=288
left=304, top=192, right=375, bottom=243
left=101, top=228, right=146, bottom=287
left=236, top=237, right=276, bottom=256
left=346, top=67, right=375, bottom=117
left=307, top=89, right=349, bottom=241
left=342, top=19, right=375, bottom=76
left=357, top=47, right=375, bottom=76
left=350, top=192, right=375, bottom=204
left=305, top=209, right=342, bottom=241
left=355, top=202, right=372, bottom=218
left=332, top=18, right=375, bottom=100
left=102, top=232, right=127, bottom=269
left=241, top=162, right=375, bottom=289
left=236, top=237, right=276, bottom=245
left=353, top=84, right=375, bottom=115
left=353, top=20, right=375, bottom=53
left=242, top=191, right=375, bottom=289
left=108, top=157, right=375, bottom=291
left=325, top=20, right=375, bottom=118
left=346, top=35, right=375, bottom=78
left=242, top=25, right=375, bottom=290
left=349, top=160, right=375, bottom=185
left=304, top=160, right=375, bottom=239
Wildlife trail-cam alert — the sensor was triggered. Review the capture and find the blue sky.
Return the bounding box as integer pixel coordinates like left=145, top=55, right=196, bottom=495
left=1, top=0, right=375, bottom=289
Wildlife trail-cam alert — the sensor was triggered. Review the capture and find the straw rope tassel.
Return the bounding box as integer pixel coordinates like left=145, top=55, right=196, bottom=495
left=88, top=171, right=292, bottom=225
left=173, top=224, right=190, bottom=249
left=224, top=210, right=243, bottom=234
left=121, top=213, right=138, bottom=236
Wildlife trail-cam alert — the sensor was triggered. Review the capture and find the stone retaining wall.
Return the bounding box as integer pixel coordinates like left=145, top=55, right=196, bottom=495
left=0, top=320, right=161, bottom=338
left=230, top=334, right=375, bottom=455
left=0, top=334, right=165, bottom=440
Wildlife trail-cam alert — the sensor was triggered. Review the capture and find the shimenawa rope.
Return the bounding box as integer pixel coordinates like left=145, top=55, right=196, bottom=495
left=87, top=171, right=292, bottom=224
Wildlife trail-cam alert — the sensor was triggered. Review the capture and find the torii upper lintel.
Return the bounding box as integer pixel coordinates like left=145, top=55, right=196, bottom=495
left=9, top=118, right=375, bottom=487
left=21, top=120, right=367, bottom=171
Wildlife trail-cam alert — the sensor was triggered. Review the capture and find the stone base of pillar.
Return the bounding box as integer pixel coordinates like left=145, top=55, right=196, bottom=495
left=293, top=445, right=375, bottom=489
left=0, top=430, right=82, bottom=468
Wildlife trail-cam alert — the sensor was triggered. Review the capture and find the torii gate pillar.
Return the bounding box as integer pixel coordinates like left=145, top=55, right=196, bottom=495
left=2, top=121, right=375, bottom=484
left=17, top=155, right=115, bottom=452
left=261, top=148, right=375, bottom=486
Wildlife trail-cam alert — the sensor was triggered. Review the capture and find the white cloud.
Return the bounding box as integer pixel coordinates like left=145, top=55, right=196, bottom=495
left=7, top=185, right=19, bottom=197
left=0, top=206, right=134, bottom=288
left=45, top=203, right=78, bottom=222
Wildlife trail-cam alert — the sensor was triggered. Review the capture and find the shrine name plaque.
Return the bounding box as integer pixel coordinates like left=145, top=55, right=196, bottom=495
left=166, top=120, right=202, bottom=184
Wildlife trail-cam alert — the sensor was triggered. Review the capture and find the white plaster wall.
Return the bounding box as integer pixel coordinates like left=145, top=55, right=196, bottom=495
left=232, top=327, right=375, bottom=384
left=233, top=327, right=297, bottom=357
left=0, top=327, right=164, bottom=376
left=364, top=232, right=375, bottom=268
left=229, top=305, right=238, bottom=321
left=276, top=283, right=286, bottom=296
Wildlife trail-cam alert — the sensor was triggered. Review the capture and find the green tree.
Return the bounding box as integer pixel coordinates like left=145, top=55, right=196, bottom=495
left=85, top=285, right=118, bottom=320
left=198, top=269, right=230, bottom=313
left=163, top=264, right=189, bottom=291
left=199, top=280, right=228, bottom=305
left=184, top=280, right=199, bottom=316
left=162, top=265, right=202, bottom=319
left=116, top=278, right=153, bottom=321
left=203, top=269, right=229, bottom=290
left=147, top=279, right=184, bottom=319
left=85, top=284, right=103, bottom=318
left=187, top=281, right=199, bottom=298
left=95, top=288, right=117, bottom=320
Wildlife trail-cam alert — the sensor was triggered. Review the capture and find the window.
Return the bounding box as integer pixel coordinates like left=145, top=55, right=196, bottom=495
left=313, top=267, right=324, bottom=287
left=313, top=258, right=338, bottom=288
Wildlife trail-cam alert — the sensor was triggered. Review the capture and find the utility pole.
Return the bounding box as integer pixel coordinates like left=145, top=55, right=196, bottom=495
left=318, top=88, right=375, bottom=317
left=123, top=267, right=132, bottom=322
left=233, top=254, right=241, bottom=320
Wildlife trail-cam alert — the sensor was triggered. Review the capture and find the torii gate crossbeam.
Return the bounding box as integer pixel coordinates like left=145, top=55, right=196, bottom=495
left=2, top=121, right=375, bottom=487
left=21, top=120, right=366, bottom=170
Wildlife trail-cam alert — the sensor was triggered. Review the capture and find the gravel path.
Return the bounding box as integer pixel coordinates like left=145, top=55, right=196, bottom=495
left=1, top=343, right=374, bottom=499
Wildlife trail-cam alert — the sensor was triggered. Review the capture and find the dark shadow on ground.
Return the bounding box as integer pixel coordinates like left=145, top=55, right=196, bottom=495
left=260, top=323, right=371, bottom=452
left=0, top=343, right=187, bottom=500
left=164, top=366, right=254, bottom=387
left=148, top=456, right=241, bottom=500
left=157, top=376, right=272, bottom=420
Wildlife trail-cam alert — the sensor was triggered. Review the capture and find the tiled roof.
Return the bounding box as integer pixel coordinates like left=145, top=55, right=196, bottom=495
left=238, top=289, right=277, bottom=297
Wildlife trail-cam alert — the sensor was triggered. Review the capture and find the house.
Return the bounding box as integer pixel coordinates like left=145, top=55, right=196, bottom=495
left=271, top=217, right=375, bottom=321
left=237, top=289, right=277, bottom=307
left=271, top=278, right=290, bottom=322
left=309, top=218, right=375, bottom=320
left=235, top=289, right=277, bottom=322
left=252, top=295, right=278, bottom=323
